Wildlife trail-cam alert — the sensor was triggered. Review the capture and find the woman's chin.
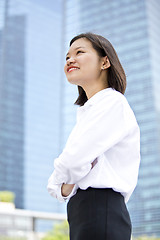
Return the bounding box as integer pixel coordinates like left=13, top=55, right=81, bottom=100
left=67, top=78, right=81, bottom=86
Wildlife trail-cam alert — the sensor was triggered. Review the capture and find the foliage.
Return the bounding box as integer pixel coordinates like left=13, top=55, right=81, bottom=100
left=133, top=236, right=160, bottom=240
left=42, top=220, right=69, bottom=240
left=42, top=220, right=160, bottom=240
left=0, top=191, right=15, bottom=203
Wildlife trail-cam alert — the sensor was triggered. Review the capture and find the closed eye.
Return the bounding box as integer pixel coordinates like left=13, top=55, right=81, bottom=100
left=65, top=50, right=84, bottom=61
left=77, top=50, right=84, bottom=54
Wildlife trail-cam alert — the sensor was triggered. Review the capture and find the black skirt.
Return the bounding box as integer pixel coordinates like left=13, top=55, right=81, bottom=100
left=67, top=188, right=132, bottom=240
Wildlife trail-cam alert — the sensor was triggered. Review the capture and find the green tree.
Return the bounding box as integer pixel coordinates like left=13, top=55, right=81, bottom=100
left=133, top=236, right=160, bottom=240
left=42, top=221, right=160, bottom=240
left=42, top=221, right=69, bottom=240
left=0, top=191, right=15, bottom=203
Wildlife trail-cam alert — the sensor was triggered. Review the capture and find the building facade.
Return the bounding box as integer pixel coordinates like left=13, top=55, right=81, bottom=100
left=0, top=3, right=25, bottom=208
left=62, top=0, right=160, bottom=237
left=0, top=0, right=65, bottom=213
left=0, top=0, right=160, bottom=237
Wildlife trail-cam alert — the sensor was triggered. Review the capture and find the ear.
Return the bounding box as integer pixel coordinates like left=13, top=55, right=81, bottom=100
left=101, top=56, right=111, bottom=70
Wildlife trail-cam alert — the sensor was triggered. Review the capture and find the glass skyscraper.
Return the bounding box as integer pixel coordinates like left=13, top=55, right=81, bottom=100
left=62, top=0, right=160, bottom=237
left=1, top=0, right=160, bottom=237
left=0, top=0, right=26, bottom=209
left=0, top=0, right=65, bottom=213
left=0, top=12, right=26, bottom=209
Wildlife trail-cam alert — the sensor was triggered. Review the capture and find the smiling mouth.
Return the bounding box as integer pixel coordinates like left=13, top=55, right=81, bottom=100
left=68, top=67, right=79, bottom=73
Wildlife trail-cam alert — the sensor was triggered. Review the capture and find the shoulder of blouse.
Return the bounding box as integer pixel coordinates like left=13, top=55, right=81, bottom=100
left=76, top=88, right=138, bottom=132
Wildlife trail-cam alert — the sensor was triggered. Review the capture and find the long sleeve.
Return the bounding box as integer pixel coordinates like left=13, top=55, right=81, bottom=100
left=47, top=176, right=78, bottom=202
left=47, top=89, right=140, bottom=203
left=49, top=94, right=135, bottom=185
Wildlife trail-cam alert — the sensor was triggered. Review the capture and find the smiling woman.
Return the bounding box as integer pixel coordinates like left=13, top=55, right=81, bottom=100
left=64, top=38, right=110, bottom=99
left=47, top=32, right=140, bottom=240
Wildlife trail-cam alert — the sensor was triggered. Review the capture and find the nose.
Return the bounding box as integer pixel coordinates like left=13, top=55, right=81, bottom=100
left=66, top=57, right=76, bottom=66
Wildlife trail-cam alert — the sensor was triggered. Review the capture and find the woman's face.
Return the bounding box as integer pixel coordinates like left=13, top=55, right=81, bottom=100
left=64, top=38, right=103, bottom=88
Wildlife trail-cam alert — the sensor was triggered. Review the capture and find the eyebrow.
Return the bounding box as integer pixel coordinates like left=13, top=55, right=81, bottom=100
left=66, top=46, right=86, bottom=57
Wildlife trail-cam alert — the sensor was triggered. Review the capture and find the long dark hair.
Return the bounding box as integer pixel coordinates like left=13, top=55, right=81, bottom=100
left=69, top=32, right=126, bottom=106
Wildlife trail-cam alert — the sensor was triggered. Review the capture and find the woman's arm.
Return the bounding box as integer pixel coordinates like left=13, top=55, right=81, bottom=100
left=49, top=95, right=139, bottom=189
left=61, top=183, right=75, bottom=197
left=52, top=98, right=130, bottom=185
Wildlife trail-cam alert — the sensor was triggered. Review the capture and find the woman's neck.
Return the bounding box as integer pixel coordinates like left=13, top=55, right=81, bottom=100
left=84, top=82, right=109, bottom=100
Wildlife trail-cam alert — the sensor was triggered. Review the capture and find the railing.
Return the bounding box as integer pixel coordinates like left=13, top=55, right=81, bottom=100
left=0, top=204, right=66, bottom=240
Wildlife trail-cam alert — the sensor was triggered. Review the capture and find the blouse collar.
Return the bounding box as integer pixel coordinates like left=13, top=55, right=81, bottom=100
left=83, top=87, right=114, bottom=107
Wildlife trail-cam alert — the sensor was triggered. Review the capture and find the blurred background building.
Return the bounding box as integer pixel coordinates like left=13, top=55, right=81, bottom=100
left=0, top=0, right=160, bottom=238
left=62, top=0, right=160, bottom=236
left=0, top=0, right=65, bottom=214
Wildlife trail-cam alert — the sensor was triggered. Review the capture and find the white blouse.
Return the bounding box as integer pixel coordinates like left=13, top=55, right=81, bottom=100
left=47, top=88, right=140, bottom=203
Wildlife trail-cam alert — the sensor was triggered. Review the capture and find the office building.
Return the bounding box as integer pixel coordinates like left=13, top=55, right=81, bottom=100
left=62, top=0, right=160, bottom=236
left=0, top=0, right=64, bottom=213
left=1, top=0, right=160, bottom=236
left=0, top=12, right=26, bottom=209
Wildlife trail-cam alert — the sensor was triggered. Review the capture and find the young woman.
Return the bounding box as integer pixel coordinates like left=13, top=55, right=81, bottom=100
left=47, top=32, right=140, bottom=240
